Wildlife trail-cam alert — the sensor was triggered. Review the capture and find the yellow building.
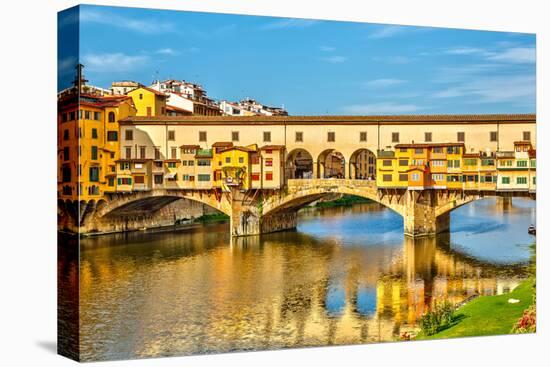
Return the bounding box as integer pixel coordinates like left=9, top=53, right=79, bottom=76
left=58, top=86, right=136, bottom=201
left=213, top=143, right=258, bottom=191
left=127, top=86, right=167, bottom=117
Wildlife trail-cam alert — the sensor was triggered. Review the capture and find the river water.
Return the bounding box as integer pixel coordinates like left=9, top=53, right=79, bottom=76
left=64, top=197, right=535, bottom=361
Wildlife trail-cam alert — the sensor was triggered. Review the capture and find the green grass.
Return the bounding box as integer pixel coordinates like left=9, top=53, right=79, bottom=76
left=194, top=212, right=230, bottom=223
left=314, top=195, right=372, bottom=208
left=417, top=278, right=535, bottom=340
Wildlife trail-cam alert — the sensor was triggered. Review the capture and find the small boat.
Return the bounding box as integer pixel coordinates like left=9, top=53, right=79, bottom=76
left=528, top=225, right=536, bottom=235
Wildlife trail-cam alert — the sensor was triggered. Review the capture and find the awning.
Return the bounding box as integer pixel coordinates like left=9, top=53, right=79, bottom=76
left=164, top=172, right=177, bottom=179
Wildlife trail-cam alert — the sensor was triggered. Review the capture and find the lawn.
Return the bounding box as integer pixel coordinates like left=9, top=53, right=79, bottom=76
left=418, top=278, right=535, bottom=340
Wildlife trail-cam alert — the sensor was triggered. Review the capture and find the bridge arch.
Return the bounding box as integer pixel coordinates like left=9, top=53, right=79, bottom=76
left=285, top=148, right=314, bottom=179
left=95, top=190, right=233, bottom=219
left=262, top=179, right=405, bottom=218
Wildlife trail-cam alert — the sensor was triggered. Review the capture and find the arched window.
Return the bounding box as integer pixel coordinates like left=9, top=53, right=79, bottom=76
left=108, top=112, right=115, bottom=122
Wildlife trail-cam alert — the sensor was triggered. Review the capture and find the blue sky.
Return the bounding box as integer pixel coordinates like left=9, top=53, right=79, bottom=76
left=58, top=5, right=536, bottom=115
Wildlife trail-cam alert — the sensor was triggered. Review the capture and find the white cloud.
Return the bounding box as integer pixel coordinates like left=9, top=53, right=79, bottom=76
left=368, top=25, right=406, bottom=39
left=80, top=8, right=175, bottom=34
left=341, top=102, right=423, bottom=114
left=155, top=48, right=178, bottom=55
left=320, top=46, right=336, bottom=52
left=82, top=53, right=149, bottom=72
left=363, top=79, right=408, bottom=88
left=322, top=56, right=347, bottom=64
left=432, top=75, right=535, bottom=103
left=58, top=56, right=77, bottom=75
left=260, top=18, right=318, bottom=30
left=445, top=47, right=488, bottom=55
left=486, top=47, right=536, bottom=64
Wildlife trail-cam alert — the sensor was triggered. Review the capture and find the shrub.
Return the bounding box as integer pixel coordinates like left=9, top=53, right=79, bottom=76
left=512, top=305, right=536, bottom=334
left=419, top=300, right=456, bottom=336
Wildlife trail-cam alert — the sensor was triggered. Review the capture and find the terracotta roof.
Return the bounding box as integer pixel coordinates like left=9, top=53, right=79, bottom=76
left=219, top=146, right=257, bottom=153
left=180, top=144, right=200, bottom=149
left=514, top=140, right=532, bottom=145
left=260, top=145, right=286, bottom=150
left=120, top=114, right=535, bottom=126
left=212, top=141, right=234, bottom=147
left=395, top=142, right=465, bottom=148
left=166, top=104, right=193, bottom=114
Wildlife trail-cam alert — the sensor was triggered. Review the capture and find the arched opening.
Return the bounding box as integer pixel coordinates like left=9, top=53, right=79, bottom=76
left=285, top=149, right=313, bottom=179
left=317, top=149, right=345, bottom=179
left=349, top=149, right=376, bottom=180
left=108, top=111, right=115, bottom=122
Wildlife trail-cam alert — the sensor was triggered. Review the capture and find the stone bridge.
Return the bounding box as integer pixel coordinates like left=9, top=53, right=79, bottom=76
left=60, top=178, right=535, bottom=237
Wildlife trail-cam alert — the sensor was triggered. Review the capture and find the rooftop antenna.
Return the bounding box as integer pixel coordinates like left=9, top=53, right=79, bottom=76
left=73, top=63, right=88, bottom=92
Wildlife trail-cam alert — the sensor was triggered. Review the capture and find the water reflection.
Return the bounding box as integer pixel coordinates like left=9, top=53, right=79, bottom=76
left=76, top=198, right=534, bottom=361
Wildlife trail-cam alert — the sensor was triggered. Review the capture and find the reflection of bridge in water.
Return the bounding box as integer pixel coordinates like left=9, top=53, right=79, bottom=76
left=73, top=178, right=534, bottom=238
left=68, top=230, right=528, bottom=357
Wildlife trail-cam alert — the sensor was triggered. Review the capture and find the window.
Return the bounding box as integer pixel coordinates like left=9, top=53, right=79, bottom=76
left=490, top=131, right=498, bottom=142
left=62, top=166, right=71, bottom=182
left=263, top=131, right=271, bottom=142
left=432, top=160, right=445, bottom=167
left=125, top=147, right=132, bottom=159
left=464, top=158, right=477, bottom=166
left=139, top=146, right=146, bottom=159
left=198, top=174, right=211, bottom=182
left=94, top=112, right=100, bottom=121
left=107, top=131, right=118, bottom=141
left=182, top=160, right=187, bottom=166
left=197, top=159, right=211, bottom=166
left=502, top=177, right=510, bottom=184
left=432, top=174, right=444, bottom=181
left=399, top=148, right=407, bottom=153
left=167, top=162, right=177, bottom=168
left=108, top=112, right=115, bottom=122
left=89, top=167, right=99, bottom=182
left=154, top=175, right=163, bottom=184
left=433, top=147, right=443, bottom=153
left=383, top=174, right=392, bottom=182
left=481, top=159, right=495, bottom=166
left=457, top=132, right=465, bottom=142
left=399, top=159, right=408, bottom=166
left=168, top=130, right=175, bottom=141
left=399, top=174, right=408, bottom=181
left=265, top=158, right=273, bottom=167
left=120, top=162, right=130, bottom=170
left=91, top=128, right=98, bottom=139
left=63, top=129, right=69, bottom=140
left=91, top=146, right=98, bottom=160
left=327, top=132, right=335, bottom=142
left=517, top=160, right=528, bottom=167
left=238, top=157, right=244, bottom=164
left=392, top=132, right=399, bottom=143
left=517, top=177, right=527, bottom=184
left=171, top=147, right=177, bottom=159
left=415, top=148, right=423, bottom=154
left=125, top=130, right=133, bottom=140
left=225, top=157, right=231, bottom=164
left=533, top=177, right=536, bottom=185
left=146, top=107, right=152, bottom=116
left=134, top=176, right=145, bottom=184
left=265, top=149, right=273, bottom=154
left=251, top=173, right=260, bottom=181
left=425, top=132, right=432, bottom=142
left=383, top=160, right=392, bottom=167
left=251, top=154, right=260, bottom=165
left=265, top=172, right=273, bottom=181
left=411, top=173, right=420, bottom=182
left=232, top=131, right=239, bottom=141
left=154, top=147, right=161, bottom=160
left=530, top=159, right=536, bottom=168
left=84, top=111, right=90, bottom=120
left=118, top=177, right=132, bottom=185
left=69, top=111, right=75, bottom=121
left=139, top=93, right=143, bottom=100
left=295, top=131, right=303, bottom=142
left=108, top=177, right=115, bottom=187
left=188, top=160, right=194, bottom=166
left=523, top=131, right=531, bottom=141
left=61, top=113, right=67, bottom=123
left=360, top=132, right=367, bottom=142
left=199, top=131, right=207, bottom=142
